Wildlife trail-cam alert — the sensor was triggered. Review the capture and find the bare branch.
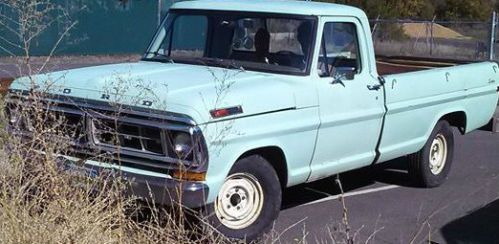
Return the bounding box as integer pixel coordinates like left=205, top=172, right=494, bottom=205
left=38, top=21, right=78, bottom=73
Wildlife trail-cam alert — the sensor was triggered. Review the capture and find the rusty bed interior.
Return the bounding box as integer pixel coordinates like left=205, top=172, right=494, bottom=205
left=376, top=56, right=469, bottom=76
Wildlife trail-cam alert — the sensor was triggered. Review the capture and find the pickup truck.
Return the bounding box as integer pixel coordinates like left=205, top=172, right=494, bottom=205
left=7, top=0, right=499, bottom=241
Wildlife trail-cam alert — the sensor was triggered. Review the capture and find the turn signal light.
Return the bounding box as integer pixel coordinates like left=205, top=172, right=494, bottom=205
left=210, top=106, right=243, bottom=118
left=173, top=170, right=206, bottom=181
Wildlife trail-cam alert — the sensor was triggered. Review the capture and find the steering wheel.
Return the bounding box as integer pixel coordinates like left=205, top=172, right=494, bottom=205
left=275, top=50, right=301, bottom=67
left=275, top=50, right=296, bottom=56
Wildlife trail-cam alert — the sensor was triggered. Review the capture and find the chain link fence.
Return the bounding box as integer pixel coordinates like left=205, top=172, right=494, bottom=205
left=370, top=13, right=499, bottom=62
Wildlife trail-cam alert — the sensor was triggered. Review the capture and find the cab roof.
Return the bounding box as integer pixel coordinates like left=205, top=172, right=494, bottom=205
left=170, top=0, right=366, bottom=17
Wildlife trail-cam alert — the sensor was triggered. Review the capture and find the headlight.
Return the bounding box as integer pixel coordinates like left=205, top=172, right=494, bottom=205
left=173, top=132, right=193, bottom=159
left=8, top=110, right=18, bottom=124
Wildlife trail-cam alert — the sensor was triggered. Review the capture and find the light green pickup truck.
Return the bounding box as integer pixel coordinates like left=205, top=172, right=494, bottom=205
left=8, top=0, right=499, bottom=241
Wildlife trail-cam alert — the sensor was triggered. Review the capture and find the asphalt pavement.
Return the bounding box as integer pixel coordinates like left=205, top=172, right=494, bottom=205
left=275, top=129, right=499, bottom=244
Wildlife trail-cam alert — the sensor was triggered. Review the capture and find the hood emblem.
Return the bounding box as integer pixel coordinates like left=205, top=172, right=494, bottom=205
left=142, top=100, right=153, bottom=107
left=101, top=94, right=110, bottom=100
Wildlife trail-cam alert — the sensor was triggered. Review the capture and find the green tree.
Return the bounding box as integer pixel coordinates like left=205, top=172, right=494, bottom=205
left=436, top=0, right=494, bottom=21
left=397, top=0, right=435, bottom=19
left=319, top=0, right=435, bottom=18
left=320, top=0, right=494, bottom=20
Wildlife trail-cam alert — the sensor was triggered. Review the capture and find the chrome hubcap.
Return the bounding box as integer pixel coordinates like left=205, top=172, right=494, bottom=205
left=429, top=134, right=448, bottom=175
left=215, top=173, right=264, bottom=230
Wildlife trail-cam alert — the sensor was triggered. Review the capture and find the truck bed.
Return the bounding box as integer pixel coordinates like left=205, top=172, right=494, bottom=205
left=376, top=60, right=499, bottom=163
left=376, top=56, right=467, bottom=75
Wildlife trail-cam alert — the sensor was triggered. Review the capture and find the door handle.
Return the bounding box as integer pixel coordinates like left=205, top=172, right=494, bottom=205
left=367, top=84, right=382, bottom=91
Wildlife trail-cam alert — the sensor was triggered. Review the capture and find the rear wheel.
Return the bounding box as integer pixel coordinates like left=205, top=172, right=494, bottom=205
left=205, top=155, right=282, bottom=242
left=409, top=120, right=454, bottom=187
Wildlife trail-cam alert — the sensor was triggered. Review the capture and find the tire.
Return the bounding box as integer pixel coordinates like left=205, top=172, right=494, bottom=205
left=205, top=155, right=282, bottom=242
left=409, top=120, right=454, bottom=188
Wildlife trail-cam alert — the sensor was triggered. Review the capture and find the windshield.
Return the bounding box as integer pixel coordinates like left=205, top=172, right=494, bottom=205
left=143, top=10, right=317, bottom=75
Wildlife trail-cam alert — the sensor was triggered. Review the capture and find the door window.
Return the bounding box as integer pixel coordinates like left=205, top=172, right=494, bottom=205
left=317, top=22, right=361, bottom=77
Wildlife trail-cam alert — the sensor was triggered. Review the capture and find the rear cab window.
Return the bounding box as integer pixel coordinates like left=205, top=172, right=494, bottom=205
left=232, top=18, right=312, bottom=70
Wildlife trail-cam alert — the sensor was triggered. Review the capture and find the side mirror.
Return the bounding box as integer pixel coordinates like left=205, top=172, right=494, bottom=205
left=332, top=66, right=356, bottom=80
left=331, top=66, right=356, bottom=86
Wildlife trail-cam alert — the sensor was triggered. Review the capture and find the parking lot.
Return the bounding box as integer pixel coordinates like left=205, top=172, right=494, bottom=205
left=276, top=129, right=499, bottom=243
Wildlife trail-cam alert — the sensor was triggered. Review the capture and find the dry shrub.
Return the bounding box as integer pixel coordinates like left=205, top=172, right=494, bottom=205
left=0, top=90, right=231, bottom=244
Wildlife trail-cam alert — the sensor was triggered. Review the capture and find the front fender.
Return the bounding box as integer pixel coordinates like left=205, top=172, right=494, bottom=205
left=201, top=107, right=320, bottom=203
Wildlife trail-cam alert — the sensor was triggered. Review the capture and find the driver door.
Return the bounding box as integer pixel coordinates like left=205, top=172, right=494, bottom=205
left=308, top=17, right=385, bottom=182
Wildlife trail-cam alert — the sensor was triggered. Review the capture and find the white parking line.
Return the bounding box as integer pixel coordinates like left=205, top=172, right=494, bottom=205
left=304, top=187, right=334, bottom=197
left=302, top=185, right=400, bottom=206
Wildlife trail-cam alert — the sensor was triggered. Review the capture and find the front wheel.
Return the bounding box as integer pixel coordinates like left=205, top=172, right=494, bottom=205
left=409, top=120, right=455, bottom=187
left=205, top=155, right=282, bottom=242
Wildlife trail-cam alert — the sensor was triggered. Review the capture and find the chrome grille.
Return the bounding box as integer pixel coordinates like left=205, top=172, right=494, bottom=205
left=91, top=118, right=166, bottom=156
left=6, top=101, right=86, bottom=144
left=5, top=94, right=208, bottom=171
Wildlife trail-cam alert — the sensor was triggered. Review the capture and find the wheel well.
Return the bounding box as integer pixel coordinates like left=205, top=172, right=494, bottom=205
left=239, top=147, right=288, bottom=190
left=441, top=111, right=467, bottom=134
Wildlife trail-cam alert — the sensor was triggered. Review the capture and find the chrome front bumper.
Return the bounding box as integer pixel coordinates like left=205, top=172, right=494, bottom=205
left=59, top=156, right=209, bottom=208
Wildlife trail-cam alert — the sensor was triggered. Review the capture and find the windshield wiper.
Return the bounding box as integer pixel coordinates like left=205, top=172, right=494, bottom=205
left=143, top=51, right=174, bottom=63
left=227, top=61, right=245, bottom=71
left=193, top=57, right=245, bottom=71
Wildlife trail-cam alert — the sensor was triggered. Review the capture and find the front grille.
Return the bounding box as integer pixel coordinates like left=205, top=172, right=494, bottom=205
left=5, top=95, right=207, bottom=172
left=64, top=112, right=86, bottom=141
left=6, top=101, right=87, bottom=145
left=91, top=117, right=166, bottom=156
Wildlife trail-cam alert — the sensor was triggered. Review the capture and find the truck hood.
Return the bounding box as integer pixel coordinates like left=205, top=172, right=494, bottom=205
left=10, top=62, right=305, bottom=124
